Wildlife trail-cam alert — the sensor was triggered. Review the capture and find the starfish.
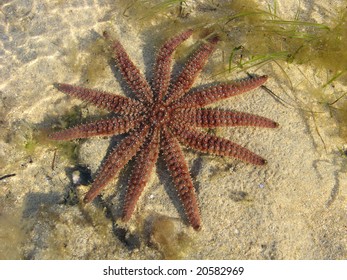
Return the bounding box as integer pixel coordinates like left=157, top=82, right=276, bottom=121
left=50, top=29, right=278, bottom=230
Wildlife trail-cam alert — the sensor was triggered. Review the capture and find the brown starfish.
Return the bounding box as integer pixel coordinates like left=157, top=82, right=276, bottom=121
left=50, top=30, right=278, bottom=230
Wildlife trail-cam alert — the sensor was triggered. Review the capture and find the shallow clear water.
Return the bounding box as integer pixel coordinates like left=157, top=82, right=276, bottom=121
left=0, top=0, right=346, bottom=260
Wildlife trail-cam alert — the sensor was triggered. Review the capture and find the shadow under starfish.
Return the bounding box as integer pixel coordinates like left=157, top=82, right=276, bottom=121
left=49, top=29, right=278, bottom=230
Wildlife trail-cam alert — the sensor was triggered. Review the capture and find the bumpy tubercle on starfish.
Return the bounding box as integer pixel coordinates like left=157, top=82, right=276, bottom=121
left=49, top=29, right=278, bottom=230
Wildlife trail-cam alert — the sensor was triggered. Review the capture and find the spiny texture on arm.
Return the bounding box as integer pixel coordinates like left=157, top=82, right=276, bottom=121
left=165, top=35, right=220, bottom=104
left=105, top=32, right=153, bottom=104
left=173, top=108, right=278, bottom=128
left=122, top=128, right=160, bottom=221
left=152, top=29, right=193, bottom=101
left=161, top=127, right=201, bottom=230
left=49, top=116, right=142, bottom=140
left=174, top=75, right=268, bottom=109
left=83, top=125, right=150, bottom=203
left=171, top=124, right=267, bottom=165
left=54, top=83, right=144, bottom=115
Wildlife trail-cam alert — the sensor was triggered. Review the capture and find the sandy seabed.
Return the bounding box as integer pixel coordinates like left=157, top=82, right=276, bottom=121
left=0, top=0, right=346, bottom=259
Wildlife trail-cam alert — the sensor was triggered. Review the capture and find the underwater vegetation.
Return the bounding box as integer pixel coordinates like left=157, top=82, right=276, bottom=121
left=118, top=0, right=347, bottom=82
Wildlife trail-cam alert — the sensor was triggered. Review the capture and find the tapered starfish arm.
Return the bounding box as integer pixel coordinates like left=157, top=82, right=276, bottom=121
left=122, top=128, right=160, bottom=221
left=49, top=116, right=142, bottom=140
left=171, top=125, right=267, bottom=166
left=105, top=33, right=153, bottom=104
left=161, top=127, right=201, bottom=230
left=173, top=75, right=268, bottom=109
left=83, top=125, right=150, bottom=203
left=54, top=83, right=144, bottom=115
left=165, top=35, right=220, bottom=104
left=174, top=108, right=278, bottom=128
left=152, top=29, right=193, bottom=101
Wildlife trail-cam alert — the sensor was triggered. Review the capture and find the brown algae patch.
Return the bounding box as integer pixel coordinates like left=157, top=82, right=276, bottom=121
left=64, top=36, right=109, bottom=86
left=149, top=216, right=193, bottom=260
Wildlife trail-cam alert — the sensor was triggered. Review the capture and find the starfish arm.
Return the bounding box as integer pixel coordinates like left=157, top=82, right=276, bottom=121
left=105, top=33, right=153, bottom=103
left=174, top=108, right=278, bottom=128
left=49, top=116, right=142, bottom=140
left=152, top=29, right=193, bottom=101
left=161, top=127, right=201, bottom=230
left=171, top=125, right=267, bottom=166
left=174, top=75, right=268, bottom=109
left=54, top=83, right=144, bottom=115
left=165, top=34, right=220, bottom=104
left=122, top=128, right=160, bottom=221
left=83, top=125, right=150, bottom=203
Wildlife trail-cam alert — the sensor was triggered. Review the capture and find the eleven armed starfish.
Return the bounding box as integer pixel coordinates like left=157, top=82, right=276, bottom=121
left=50, top=30, right=278, bottom=230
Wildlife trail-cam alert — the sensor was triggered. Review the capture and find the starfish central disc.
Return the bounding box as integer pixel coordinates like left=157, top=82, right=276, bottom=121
left=149, top=103, right=170, bottom=126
